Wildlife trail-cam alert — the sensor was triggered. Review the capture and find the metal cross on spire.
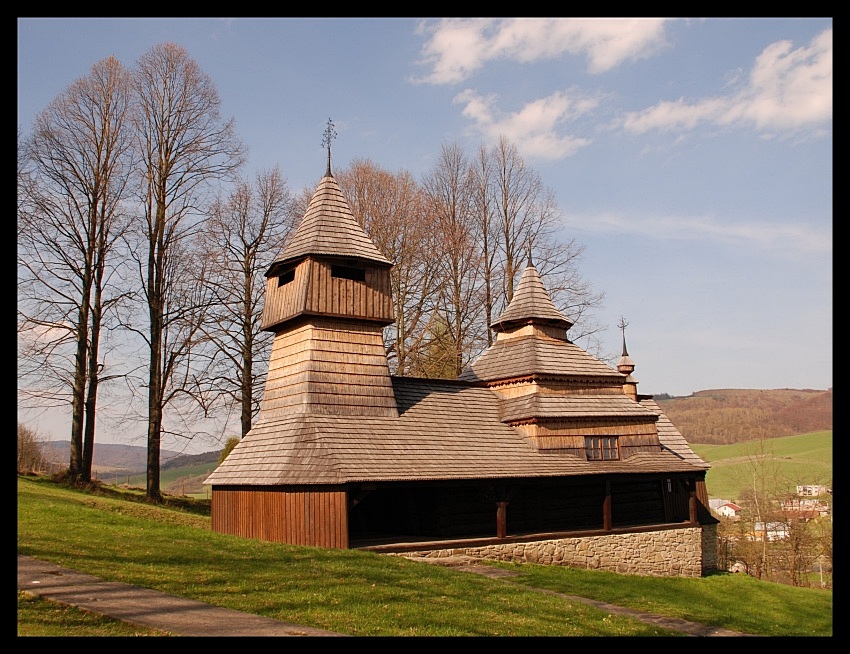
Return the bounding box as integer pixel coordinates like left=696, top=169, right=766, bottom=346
left=618, top=316, right=630, bottom=356
left=321, top=118, right=337, bottom=176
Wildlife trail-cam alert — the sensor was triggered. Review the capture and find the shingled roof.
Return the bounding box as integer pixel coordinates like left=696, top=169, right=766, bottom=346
left=266, top=173, right=391, bottom=277
left=641, top=397, right=709, bottom=469
left=491, top=261, right=574, bottom=332
left=204, top=377, right=703, bottom=486
left=458, top=260, right=621, bottom=384
left=499, top=393, right=658, bottom=423
left=458, top=335, right=626, bottom=383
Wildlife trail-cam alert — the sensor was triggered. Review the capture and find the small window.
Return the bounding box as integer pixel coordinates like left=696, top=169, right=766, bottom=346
left=277, top=268, right=295, bottom=286
left=585, top=436, right=619, bottom=461
left=331, top=264, right=365, bottom=281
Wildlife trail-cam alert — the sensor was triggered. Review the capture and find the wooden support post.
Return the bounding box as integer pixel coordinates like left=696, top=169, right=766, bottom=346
left=688, top=478, right=697, bottom=524
left=603, top=480, right=612, bottom=531
left=496, top=501, right=508, bottom=538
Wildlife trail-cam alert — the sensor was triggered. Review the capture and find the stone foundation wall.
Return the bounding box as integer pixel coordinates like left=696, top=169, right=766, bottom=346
left=700, top=522, right=718, bottom=574
left=400, top=526, right=716, bottom=578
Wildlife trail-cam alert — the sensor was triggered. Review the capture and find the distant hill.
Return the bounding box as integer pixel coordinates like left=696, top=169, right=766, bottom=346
left=41, top=441, right=221, bottom=474
left=655, top=388, right=832, bottom=444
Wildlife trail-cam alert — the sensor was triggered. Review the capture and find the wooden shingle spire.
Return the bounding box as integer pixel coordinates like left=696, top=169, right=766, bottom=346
left=490, top=259, right=574, bottom=333
left=266, top=174, right=392, bottom=277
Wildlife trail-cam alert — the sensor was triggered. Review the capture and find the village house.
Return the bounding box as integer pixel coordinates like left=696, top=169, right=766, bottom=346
left=204, top=157, right=719, bottom=578
left=797, top=484, right=831, bottom=497
left=780, top=498, right=830, bottom=520
left=714, top=501, right=742, bottom=520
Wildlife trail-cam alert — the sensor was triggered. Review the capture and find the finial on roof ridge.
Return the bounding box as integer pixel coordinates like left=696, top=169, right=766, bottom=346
left=527, top=243, right=534, bottom=268
left=321, top=118, right=337, bottom=177
left=618, top=316, right=630, bottom=356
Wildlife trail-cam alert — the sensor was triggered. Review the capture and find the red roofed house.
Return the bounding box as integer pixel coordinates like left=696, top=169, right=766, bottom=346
left=205, top=160, right=718, bottom=577
left=715, top=502, right=742, bottom=520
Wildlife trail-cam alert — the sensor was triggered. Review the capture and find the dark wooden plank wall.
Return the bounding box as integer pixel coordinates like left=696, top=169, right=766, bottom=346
left=507, top=480, right=606, bottom=533
left=260, top=259, right=310, bottom=331
left=211, top=486, right=349, bottom=548
left=662, top=476, right=692, bottom=523
left=611, top=479, right=667, bottom=526
left=529, top=419, right=660, bottom=458
left=305, top=260, right=393, bottom=320
left=261, top=258, right=393, bottom=331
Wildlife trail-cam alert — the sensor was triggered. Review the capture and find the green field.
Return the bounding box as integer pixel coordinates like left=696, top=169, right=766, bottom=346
left=690, top=430, right=832, bottom=502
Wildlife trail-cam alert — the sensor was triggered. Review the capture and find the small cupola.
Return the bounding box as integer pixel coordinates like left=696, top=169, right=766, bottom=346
left=490, top=252, right=574, bottom=342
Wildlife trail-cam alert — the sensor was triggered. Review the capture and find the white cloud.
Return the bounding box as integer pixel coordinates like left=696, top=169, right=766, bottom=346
left=621, top=28, right=832, bottom=135
left=453, top=88, right=595, bottom=161
left=565, top=211, right=832, bottom=255
left=414, top=18, right=669, bottom=84
left=17, top=321, right=72, bottom=349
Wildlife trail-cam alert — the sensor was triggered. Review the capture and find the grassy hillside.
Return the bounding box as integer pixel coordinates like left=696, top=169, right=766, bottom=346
left=118, top=461, right=216, bottom=498
left=656, top=388, right=831, bottom=444
left=691, top=430, right=832, bottom=502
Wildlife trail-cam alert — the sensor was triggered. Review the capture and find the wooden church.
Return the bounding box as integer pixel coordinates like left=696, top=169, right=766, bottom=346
left=205, top=156, right=718, bottom=577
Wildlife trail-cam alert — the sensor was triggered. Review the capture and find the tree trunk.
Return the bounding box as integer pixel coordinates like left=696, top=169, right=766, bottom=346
left=68, top=297, right=90, bottom=481
left=81, top=284, right=104, bottom=482
left=241, top=319, right=253, bottom=438
left=146, top=249, right=164, bottom=501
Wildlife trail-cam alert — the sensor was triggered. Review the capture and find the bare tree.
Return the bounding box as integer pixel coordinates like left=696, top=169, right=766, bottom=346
left=811, top=515, right=832, bottom=588
left=130, top=42, right=245, bottom=500
left=471, top=143, right=498, bottom=347
left=733, top=435, right=794, bottom=581
left=476, top=136, right=604, bottom=354
left=18, top=56, right=134, bottom=483
left=17, top=423, right=47, bottom=475
left=199, top=168, right=297, bottom=438
left=491, top=135, right=542, bottom=307
left=336, top=159, right=443, bottom=375
left=339, top=140, right=604, bottom=373
left=421, top=142, right=486, bottom=377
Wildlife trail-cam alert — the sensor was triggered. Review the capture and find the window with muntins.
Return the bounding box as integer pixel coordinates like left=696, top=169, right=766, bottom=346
left=585, top=436, right=619, bottom=460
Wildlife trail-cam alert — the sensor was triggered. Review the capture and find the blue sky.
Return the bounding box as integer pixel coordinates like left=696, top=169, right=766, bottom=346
left=18, top=18, right=832, bottom=451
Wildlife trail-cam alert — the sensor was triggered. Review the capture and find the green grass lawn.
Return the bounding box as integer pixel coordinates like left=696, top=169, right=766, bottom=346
left=17, top=591, right=173, bottom=637
left=17, top=475, right=832, bottom=637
